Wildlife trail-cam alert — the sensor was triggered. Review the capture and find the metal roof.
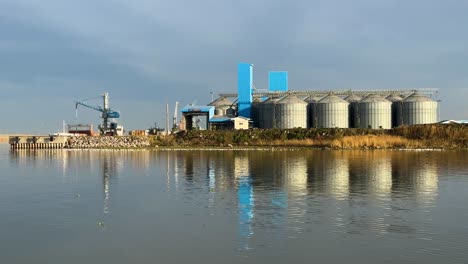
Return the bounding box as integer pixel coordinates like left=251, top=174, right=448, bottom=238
left=276, top=94, right=307, bottom=104
left=360, top=94, right=391, bottom=103
left=305, top=95, right=322, bottom=103
left=208, top=96, right=233, bottom=107
left=219, top=88, right=439, bottom=99
left=403, top=92, right=435, bottom=102
left=209, top=117, right=233, bottom=123
left=181, top=105, right=215, bottom=113
left=344, top=94, right=362, bottom=102
left=386, top=94, right=403, bottom=102
left=318, top=93, right=348, bottom=104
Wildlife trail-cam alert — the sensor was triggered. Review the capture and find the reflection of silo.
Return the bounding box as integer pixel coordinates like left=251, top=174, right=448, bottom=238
left=322, top=154, right=350, bottom=200
left=386, top=94, right=403, bottom=128
left=391, top=152, right=439, bottom=206
left=364, top=153, right=392, bottom=196
left=402, top=92, right=438, bottom=125
left=283, top=154, right=308, bottom=196
left=316, top=93, right=349, bottom=128
left=208, top=96, right=233, bottom=116
left=274, top=95, right=307, bottom=129
left=358, top=94, right=392, bottom=129
left=306, top=95, right=322, bottom=128
left=345, top=94, right=362, bottom=128
left=412, top=165, right=438, bottom=204
left=234, top=155, right=250, bottom=178
left=259, top=97, right=280, bottom=128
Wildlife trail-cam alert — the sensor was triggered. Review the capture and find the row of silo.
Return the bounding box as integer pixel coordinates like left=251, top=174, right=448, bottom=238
left=255, top=92, right=437, bottom=129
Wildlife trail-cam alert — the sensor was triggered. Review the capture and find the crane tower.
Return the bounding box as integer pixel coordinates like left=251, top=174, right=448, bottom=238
left=75, top=93, right=124, bottom=136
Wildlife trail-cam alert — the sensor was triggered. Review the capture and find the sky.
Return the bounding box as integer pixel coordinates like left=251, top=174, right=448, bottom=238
left=1, top=0, right=467, bottom=133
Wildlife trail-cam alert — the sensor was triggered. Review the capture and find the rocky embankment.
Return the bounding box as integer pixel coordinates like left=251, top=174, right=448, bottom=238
left=67, top=136, right=150, bottom=148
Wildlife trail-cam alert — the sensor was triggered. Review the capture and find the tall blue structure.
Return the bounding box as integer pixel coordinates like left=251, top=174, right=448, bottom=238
left=237, top=63, right=253, bottom=118
left=268, top=71, right=288, bottom=92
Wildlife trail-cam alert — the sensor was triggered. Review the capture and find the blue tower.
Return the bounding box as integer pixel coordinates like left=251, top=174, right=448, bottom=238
left=237, top=63, right=253, bottom=118
left=268, top=71, right=288, bottom=92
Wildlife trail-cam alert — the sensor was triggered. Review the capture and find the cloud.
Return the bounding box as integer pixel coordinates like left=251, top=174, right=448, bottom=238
left=1, top=0, right=468, bottom=132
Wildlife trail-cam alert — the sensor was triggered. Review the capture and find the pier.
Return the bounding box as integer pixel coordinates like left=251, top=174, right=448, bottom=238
left=9, top=136, right=69, bottom=150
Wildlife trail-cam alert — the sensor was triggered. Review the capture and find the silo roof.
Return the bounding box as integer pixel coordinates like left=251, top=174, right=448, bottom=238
left=386, top=94, right=403, bottom=102
left=344, top=94, right=362, bottom=102
left=305, top=95, right=322, bottom=103
left=276, top=94, right=307, bottom=104
left=208, top=96, right=233, bottom=106
left=403, top=92, right=435, bottom=102
left=262, top=97, right=281, bottom=104
left=318, top=93, right=348, bottom=104
left=360, top=94, right=391, bottom=103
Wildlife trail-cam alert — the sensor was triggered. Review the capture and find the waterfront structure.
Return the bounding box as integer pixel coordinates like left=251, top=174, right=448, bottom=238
left=274, top=95, right=307, bottom=129
left=208, top=97, right=233, bottom=116
left=402, top=93, right=438, bottom=125
left=386, top=94, right=404, bottom=127
left=316, top=93, right=349, bottom=128
left=306, top=95, right=322, bottom=128
left=358, top=94, right=392, bottom=129
left=345, top=94, right=362, bottom=128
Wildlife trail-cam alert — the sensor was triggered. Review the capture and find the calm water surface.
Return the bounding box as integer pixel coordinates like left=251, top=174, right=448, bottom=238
left=1, top=145, right=468, bottom=263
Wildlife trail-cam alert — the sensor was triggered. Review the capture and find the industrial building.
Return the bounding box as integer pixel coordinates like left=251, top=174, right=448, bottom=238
left=181, top=63, right=439, bottom=130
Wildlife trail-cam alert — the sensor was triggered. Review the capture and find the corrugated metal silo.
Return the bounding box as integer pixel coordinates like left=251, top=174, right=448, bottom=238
left=208, top=96, right=233, bottom=116
left=316, top=93, right=349, bottom=128
left=358, top=94, right=391, bottom=129
left=259, top=97, right=280, bottom=128
left=386, top=94, right=403, bottom=128
left=274, top=95, right=307, bottom=129
left=226, top=107, right=236, bottom=117
left=402, top=93, right=438, bottom=125
left=306, top=95, right=322, bottom=128
left=250, top=98, right=262, bottom=127
left=344, top=94, right=362, bottom=128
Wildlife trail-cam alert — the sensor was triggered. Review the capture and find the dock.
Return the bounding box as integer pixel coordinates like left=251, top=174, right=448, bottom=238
left=8, top=135, right=69, bottom=150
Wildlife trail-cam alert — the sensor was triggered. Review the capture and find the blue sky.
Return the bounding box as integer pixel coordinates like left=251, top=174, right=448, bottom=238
left=1, top=0, right=467, bottom=133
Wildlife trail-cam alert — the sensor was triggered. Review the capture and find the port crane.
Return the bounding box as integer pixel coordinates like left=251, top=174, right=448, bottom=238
left=75, top=92, right=123, bottom=136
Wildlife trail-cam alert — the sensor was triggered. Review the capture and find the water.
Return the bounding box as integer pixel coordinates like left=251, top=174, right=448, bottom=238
left=1, top=145, right=468, bottom=263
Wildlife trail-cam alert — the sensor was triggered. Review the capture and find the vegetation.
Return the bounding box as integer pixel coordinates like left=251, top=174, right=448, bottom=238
left=148, top=124, right=468, bottom=149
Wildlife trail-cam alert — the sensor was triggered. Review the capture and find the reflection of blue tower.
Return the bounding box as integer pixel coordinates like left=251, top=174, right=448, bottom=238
left=237, top=63, right=253, bottom=118
left=238, top=176, right=254, bottom=249
left=271, top=190, right=288, bottom=232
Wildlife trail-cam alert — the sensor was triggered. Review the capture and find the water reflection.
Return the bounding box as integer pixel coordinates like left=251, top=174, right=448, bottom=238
left=7, top=148, right=468, bottom=260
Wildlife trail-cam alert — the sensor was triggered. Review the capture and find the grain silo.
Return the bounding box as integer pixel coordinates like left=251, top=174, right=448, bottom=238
left=208, top=96, right=233, bottom=116
left=306, top=95, right=322, bottom=128
left=386, top=94, right=403, bottom=128
left=250, top=97, right=262, bottom=128
left=344, top=94, right=362, bottom=128
left=274, top=94, right=307, bottom=129
left=316, top=93, right=349, bottom=128
left=259, top=97, right=280, bottom=128
left=358, top=94, right=391, bottom=129
left=402, top=93, right=438, bottom=125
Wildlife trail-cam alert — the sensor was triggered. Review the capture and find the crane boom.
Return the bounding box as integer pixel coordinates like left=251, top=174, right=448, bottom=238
left=74, top=100, right=120, bottom=118
left=74, top=92, right=122, bottom=135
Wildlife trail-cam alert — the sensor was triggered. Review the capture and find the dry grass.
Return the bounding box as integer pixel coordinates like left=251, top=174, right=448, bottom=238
left=330, top=135, right=424, bottom=149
